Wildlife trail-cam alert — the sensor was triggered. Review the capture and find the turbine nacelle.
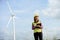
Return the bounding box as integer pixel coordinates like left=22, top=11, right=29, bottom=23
left=12, top=14, right=15, bottom=17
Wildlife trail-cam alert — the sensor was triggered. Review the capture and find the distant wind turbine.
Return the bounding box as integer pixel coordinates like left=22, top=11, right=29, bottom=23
left=6, top=1, right=16, bottom=40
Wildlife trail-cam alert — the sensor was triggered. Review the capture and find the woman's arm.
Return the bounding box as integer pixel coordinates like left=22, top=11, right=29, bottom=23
left=40, top=23, right=43, bottom=29
left=32, top=23, right=35, bottom=30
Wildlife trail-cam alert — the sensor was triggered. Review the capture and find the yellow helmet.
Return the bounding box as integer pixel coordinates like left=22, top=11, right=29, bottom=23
left=34, top=13, right=39, bottom=17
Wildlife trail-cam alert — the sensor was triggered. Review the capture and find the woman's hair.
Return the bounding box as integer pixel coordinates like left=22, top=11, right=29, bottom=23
left=34, top=16, right=39, bottom=23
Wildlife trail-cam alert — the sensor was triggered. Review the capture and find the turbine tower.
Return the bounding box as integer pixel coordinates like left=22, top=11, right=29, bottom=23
left=6, top=1, right=16, bottom=40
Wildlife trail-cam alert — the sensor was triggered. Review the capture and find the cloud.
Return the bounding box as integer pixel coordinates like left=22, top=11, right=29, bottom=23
left=42, top=0, right=60, bottom=19
left=43, top=26, right=60, bottom=40
left=14, top=9, right=30, bottom=14
left=14, top=10, right=26, bottom=13
left=34, top=9, right=40, bottom=13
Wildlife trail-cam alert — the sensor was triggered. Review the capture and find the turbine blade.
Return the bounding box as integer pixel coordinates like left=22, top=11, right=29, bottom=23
left=7, top=1, right=14, bottom=15
left=14, top=16, right=21, bottom=20
left=6, top=17, right=12, bottom=27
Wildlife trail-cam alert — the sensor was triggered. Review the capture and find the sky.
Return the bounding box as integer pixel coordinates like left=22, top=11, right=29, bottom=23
left=0, top=0, right=60, bottom=40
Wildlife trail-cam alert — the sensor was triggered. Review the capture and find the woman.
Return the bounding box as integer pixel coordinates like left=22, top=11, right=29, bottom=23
left=32, top=14, right=43, bottom=40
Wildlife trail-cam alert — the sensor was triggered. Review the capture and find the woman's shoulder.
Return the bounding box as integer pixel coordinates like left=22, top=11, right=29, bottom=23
left=32, top=21, right=35, bottom=24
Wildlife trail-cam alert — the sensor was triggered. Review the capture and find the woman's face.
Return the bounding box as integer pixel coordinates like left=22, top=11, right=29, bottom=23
left=34, top=16, right=39, bottom=22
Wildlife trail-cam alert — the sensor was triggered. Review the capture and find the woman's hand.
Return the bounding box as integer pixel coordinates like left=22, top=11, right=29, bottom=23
left=36, top=25, right=42, bottom=29
left=36, top=25, right=40, bottom=27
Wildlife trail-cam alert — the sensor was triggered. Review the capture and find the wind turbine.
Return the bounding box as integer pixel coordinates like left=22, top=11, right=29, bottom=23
left=6, top=1, right=16, bottom=40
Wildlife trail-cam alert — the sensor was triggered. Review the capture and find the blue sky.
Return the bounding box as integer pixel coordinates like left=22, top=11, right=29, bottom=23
left=0, top=0, right=60, bottom=40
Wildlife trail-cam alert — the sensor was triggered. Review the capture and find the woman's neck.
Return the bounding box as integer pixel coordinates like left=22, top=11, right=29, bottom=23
left=34, top=19, right=39, bottom=23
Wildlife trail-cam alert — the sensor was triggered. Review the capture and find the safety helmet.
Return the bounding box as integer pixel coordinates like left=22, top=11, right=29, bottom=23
left=34, top=13, right=39, bottom=17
